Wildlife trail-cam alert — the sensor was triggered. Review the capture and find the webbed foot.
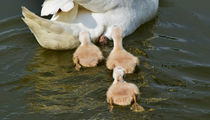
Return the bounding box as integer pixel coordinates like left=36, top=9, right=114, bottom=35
left=130, top=103, right=144, bottom=112
left=109, top=105, right=114, bottom=112
left=74, top=56, right=81, bottom=71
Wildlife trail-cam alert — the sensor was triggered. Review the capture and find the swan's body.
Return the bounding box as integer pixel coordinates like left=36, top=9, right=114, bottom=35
left=106, top=26, right=139, bottom=73
left=22, top=0, right=159, bottom=50
left=73, top=31, right=103, bottom=70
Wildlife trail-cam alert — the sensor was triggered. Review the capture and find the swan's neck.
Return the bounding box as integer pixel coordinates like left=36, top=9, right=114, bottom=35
left=113, top=38, right=123, bottom=51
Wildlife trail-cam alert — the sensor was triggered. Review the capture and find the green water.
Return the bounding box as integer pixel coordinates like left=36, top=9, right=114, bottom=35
left=0, top=0, right=210, bottom=119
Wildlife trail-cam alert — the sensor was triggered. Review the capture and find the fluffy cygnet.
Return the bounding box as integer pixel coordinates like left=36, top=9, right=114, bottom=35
left=106, top=26, right=139, bottom=73
left=73, top=31, right=104, bottom=70
left=106, top=66, right=144, bottom=112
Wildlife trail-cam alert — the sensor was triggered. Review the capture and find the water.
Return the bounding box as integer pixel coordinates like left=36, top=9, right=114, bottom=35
left=0, top=0, right=210, bottom=119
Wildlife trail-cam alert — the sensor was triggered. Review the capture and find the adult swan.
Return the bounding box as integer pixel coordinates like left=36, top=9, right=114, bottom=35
left=22, top=0, right=159, bottom=50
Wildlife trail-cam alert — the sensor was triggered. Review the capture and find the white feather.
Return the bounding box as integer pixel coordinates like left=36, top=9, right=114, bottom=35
left=41, top=0, right=74, bottom=16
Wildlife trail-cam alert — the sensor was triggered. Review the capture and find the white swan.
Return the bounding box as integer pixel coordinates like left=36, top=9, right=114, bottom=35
left=22, top=0, right=159, bottom=50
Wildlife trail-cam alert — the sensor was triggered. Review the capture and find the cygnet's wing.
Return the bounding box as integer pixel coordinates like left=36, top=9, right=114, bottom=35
left=41, top=0, right=74, bottom=16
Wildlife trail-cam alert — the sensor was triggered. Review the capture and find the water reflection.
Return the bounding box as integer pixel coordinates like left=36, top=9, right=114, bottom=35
left=22, top=48, right=106, bottom=114
left=1, top=0, right=210, bottom=119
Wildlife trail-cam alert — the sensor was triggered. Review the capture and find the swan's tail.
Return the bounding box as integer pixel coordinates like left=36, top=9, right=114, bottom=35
left=22, top=7, right=80, bottom=50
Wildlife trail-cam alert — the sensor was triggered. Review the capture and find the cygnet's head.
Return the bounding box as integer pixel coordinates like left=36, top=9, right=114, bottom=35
left=113, top=66, right=125, bottom=84
left=79, top=31, right=91, bottom=45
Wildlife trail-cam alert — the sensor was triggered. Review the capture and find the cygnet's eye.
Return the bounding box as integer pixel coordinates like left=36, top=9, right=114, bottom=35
left=123, top=74, right=126, bottom=79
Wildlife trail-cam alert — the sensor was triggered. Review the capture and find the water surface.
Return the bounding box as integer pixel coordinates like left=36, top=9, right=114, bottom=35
left=0, top=0, right=210, bottom=119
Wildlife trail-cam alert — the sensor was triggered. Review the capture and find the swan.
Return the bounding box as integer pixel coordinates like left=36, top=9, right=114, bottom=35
left=73, top=31, right=104, bottom=70
left=106, top=26, right=139, bottom=73
left=22, top=0, right=159, bottom=50
left=106, top=66, right=144, bottom=112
